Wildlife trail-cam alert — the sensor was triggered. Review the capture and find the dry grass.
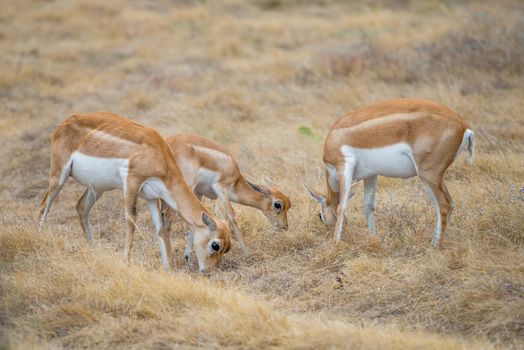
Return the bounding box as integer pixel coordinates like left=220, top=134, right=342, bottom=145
left=0, top=226, right=493, bottom=349
left=0, top=0, right=523, bottom=349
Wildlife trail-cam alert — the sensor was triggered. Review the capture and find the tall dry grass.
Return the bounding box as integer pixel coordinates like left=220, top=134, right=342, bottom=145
left=1, top=225, right=494, bottom=349
left=0, top=0, right=523, bottom=349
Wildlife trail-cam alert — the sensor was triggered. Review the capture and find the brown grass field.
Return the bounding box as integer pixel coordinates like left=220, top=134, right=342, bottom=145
left=1, top=0, right=523, bottom=348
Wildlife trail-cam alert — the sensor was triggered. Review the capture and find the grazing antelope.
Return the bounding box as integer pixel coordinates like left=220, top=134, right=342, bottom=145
left=159, top=133, right=291, bottom=264
left=306, top=99, right=475, bottom=246
left=38, top=113, right=231, bottom=273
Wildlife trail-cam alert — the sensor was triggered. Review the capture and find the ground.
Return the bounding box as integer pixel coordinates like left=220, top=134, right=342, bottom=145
left=0, top=0, right=523, bottom=349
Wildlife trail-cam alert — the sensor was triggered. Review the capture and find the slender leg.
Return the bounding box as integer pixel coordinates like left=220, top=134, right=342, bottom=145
left=184, top=230, right=194, bottom=267
left=363, top=176, right=377, bottom=235
left=38, top=190, right=51, bottom=226
left=184, top=193, right=201, bottom=267
left=76, top=189, right=102, bottom=245
left=420, top=177, right=452, bottom=247
left=76, top=190, right=89, bottom=232
left=441, top=181, right=454, bottom=220
left=147, top=200, right=171, bottom=270
left=212, top=183, right=247, bottom=255
left=334, top=159, right=355, bottom=242
left=123, top=177, right=140, bottom=263
left=159, top=200, right=172, bottom=235
left=158, top=199, right=174, bottom=269
left=38, top=159, right=72, bottom=227
left=160, top=225, right=173, bottom=270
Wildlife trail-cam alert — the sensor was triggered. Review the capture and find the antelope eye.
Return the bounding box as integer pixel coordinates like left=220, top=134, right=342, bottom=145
left=318, top=212, right=322, bottom=220
left=274, top=202, right=282, bottom=210
left=211, top=241, right=220, bottom=252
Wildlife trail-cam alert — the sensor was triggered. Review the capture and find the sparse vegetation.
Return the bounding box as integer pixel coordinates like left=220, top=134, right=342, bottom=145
left=0, top=0, right=522, bottom=349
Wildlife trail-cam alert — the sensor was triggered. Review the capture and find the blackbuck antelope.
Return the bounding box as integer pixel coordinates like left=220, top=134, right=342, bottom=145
left=306, top=99, right=475, bottom=246
left=38, top=113, right=231, bottom=273
left=159, top=133, right=291, bottom=264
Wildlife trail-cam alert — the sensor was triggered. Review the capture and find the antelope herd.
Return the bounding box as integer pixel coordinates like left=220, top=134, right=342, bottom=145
left=38, top=99, right=475, bottom=273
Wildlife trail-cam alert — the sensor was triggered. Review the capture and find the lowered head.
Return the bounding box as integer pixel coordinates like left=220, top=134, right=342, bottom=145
left=246, top=180, right=291, bottom=231
left=304, top=184, right=337, bottom=226
left=193, top=212, right=231, bottom=273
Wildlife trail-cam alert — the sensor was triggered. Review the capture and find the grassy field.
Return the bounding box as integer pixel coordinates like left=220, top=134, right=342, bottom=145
left=1, top=0, right=523, bottom=348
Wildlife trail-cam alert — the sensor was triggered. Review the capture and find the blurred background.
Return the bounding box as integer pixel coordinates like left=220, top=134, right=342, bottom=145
left=0, top=1, right=523, bottom=349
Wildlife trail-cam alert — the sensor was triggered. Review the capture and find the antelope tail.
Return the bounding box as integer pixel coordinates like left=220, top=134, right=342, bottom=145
left=456, top=128, right=475, bottom=164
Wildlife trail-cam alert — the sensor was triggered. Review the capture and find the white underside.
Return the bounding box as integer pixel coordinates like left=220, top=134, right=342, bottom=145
left=70, top=152, right=177, bottom=208
left=194, top=168, right=222, bottom=199
left=71, top=152, right=128, bottom=191
left=45, top=152, right=177, bottom=271
left=341, top=143, right=418, bottom=180
left=325, top=142, right=443, bottom=245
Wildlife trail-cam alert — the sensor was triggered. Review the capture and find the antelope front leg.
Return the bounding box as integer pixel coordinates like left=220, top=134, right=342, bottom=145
left=147, top=200, right=171, bottom=270
left=123, top=177, right=140, bottom=264
left=212, top=183, right=247, bottom=255
left=159, top=199, right=174, bottom=235
left=158, top=200, right=174, bottom=270
left=334, top=153, right=356, bottom=242
left=184, top=230, right=194, bottom=268
left=183, top=193, right=201, bottom=268
left=363, top=176, right=377, bottom=235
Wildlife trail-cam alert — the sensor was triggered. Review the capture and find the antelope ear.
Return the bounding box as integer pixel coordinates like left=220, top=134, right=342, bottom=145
left=246, top=180, right=270, bottom=197
left=304, top=184, right=326, bottom=204
left=262, top=177, right=278, bottom=187
left=201, top=212, right=217, bottom=230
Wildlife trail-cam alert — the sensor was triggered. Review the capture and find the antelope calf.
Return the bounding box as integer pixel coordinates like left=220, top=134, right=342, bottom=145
left=38, top=113, right=231, bottom=273
left=306, top=99, right=475, bottom=246
left=160, top=133, right=291, bottom=264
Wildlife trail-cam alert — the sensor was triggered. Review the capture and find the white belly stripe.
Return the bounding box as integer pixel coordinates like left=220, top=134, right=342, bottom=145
left=70, top=152, right=128, bottom=192
left=342, top=143, right=418, bottom=180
